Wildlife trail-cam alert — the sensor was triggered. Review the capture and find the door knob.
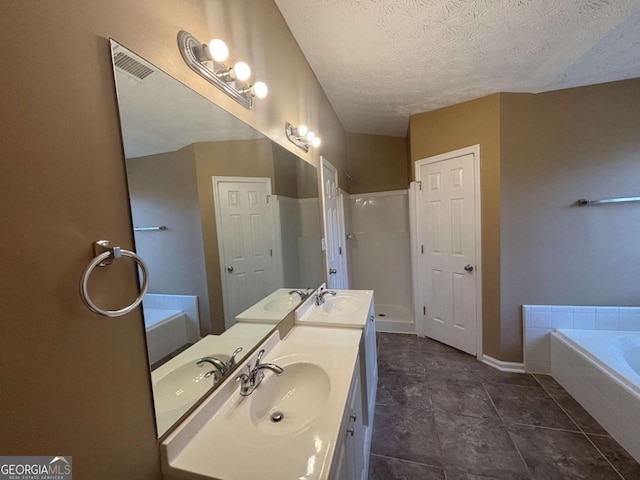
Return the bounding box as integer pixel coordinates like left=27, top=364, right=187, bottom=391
left=464, top=264, right=474, bottom=273
left=226, top=266, right=234, bottom=273
left=329, top=268, right=337, bottom=275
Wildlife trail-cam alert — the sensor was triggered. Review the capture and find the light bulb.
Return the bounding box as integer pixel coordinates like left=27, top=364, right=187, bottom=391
left=312, top=137, right=321, bottom=148
left=297, top=125, right=308, bottom=137
left=252, top=81, right=268, bottom=98
left=232, top=61, right=251, bottom=81
left=306, top=131, right=316, bottom=142
left=208, top=39, right=229, bottom=62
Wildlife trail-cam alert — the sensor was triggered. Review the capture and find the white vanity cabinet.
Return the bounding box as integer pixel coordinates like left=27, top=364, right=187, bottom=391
left=360, top=300, right=377, bottom=429
left=330, top=357, right=365, bottom=480
left=327, top=294, right=377, bottom=480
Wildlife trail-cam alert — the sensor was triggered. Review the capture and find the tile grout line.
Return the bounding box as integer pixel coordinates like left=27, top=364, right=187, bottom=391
left=533, top=375, right=626, bottom=480
left=419, top=339, right=446, bottom=470
left=583, top=435, right=626, bottom=480
left=370, top=452, right=444, bottom=471
left=481, top=381, right=533, bottom=479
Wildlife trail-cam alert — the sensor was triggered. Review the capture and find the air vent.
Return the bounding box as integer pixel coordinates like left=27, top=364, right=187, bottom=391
left=113, top=51, right=154, bottom=80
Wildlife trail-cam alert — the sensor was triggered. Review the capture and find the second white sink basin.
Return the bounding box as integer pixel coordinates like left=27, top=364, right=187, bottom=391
left=319, top=294, right=365, bottom=315
left=296, top=289, right=373, bottom=327
left=249, top=361, right=331, bottom=435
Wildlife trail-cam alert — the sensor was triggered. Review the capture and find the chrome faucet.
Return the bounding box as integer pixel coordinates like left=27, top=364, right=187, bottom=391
left=235, top=349, right=283, bottom=396
left=289, top=289, right=308, bottom=300
left=196, top=347, right=243, bottom=380
left=196, top=356, right=227, bottom=380
left=314, top=289, right=337, bottom=306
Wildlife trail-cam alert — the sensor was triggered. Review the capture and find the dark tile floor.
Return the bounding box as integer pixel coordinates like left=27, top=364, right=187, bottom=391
left=369, top=333, right=640, bottom=480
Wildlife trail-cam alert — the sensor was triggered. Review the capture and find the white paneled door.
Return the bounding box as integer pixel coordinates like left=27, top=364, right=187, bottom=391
left=213, top=177, right=278, bottom=329
left=320, top=157, right=348, bottom=289
left=415, top=147, right=481, bottom=356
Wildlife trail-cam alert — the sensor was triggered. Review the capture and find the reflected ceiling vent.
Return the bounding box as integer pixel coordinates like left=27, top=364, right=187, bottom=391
left=113, top=51, right=154, bottom=81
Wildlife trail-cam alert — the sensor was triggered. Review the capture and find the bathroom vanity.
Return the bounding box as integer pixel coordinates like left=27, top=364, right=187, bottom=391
left=160, top=288, right=377, bottom=480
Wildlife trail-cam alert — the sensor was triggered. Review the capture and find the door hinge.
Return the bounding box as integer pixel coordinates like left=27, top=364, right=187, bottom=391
left=266, top=195, right=270, bottom=203
left=423, top=306, right=426, bottom=315
left=417, top=181, right=422, bottom=191
left=421, top=245, right=424, bottom=254
left=339, top=246, right=342, bottom=255
left=270, top=249, right=273, bottom=257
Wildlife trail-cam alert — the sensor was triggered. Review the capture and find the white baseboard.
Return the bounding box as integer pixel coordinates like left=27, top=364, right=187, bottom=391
left=375, top=319, right=415, bottom=334
left=482, top=354, right=525, bottom=373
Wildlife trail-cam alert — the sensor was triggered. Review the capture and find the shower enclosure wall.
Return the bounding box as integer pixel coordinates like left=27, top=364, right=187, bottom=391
left=346, top=190, right=414, bottom=333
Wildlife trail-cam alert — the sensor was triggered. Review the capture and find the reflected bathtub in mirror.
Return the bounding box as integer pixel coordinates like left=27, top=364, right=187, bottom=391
left=109, top=41, right=323, bottom=436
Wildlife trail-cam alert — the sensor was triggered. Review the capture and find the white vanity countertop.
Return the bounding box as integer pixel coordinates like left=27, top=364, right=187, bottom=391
left=295, top=289, right=373, bottom=328
left=161, top=326, right=362, bottom=480
left=235, top=288, right=305, bottom=323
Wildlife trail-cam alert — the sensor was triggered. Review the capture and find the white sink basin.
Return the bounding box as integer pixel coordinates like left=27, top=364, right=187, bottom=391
left=261, top=293, right=300, bottom=313
left=249, top=361, right=331, bottom=435
left=154, top=355, right=229, bottom=412
left=295, top=289, right=373, bottom=327
left=319, top=294, right=365, bottom=316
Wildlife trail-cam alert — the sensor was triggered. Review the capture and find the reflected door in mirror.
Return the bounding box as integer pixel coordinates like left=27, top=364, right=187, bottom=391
left=215, top=177, right=279, bottom=329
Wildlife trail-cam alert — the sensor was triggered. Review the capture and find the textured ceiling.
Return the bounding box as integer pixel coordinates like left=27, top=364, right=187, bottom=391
left=113, top=45, right=263, bottom=159
left=275, top=0, right=640, bottom=137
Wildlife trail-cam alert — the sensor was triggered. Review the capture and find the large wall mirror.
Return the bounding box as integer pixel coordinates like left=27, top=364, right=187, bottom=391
left=110, top=41, right=324, bottom=437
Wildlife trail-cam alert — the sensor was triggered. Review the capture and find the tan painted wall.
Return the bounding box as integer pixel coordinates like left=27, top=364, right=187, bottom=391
left=194, top=139, right=275, bottom=334
left=126, top=145, right=211, bottom=336
left=500, top=79, right=640, bottom=361
left=272, top=143, right=299, bottom=198
left=0, top=1, right=346, bottom=477
left=346, top=133, right=409, bottom=193
left=409, top=94, right=503, bottom=359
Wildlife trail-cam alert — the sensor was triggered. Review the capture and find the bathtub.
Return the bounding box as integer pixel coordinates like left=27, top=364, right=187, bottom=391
left=551, top=329, right=640, bottom=462
left=374, top=303, right=414, bottom=334
left=144, top=308, right=189, bottom=365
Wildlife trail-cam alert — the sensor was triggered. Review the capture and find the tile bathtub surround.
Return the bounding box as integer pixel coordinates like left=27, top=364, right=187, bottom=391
left=551, top=333, right=640, bottom=466
left=369, top=332, right=640, bottom=480
left=523, top=305, right=640, bottom=374
left=143, top=293, right=200, bottom=342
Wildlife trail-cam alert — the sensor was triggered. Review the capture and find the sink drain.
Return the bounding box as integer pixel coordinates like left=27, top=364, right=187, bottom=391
left=270, top=412, right=284, bottom=423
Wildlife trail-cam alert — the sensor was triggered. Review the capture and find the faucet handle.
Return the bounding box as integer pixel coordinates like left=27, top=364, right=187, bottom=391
left=226, top=347, right=243, bottom=369
left=255, top=349, right=266, bottom=367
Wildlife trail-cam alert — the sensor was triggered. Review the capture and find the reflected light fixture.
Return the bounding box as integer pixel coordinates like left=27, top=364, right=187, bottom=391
left=285, top=122, right=321, bottom=152
left=177, top=30, right=268, bottom=109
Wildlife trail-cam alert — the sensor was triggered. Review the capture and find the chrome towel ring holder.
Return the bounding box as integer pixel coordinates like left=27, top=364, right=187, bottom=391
left=80, top=240, right=149, bottom=317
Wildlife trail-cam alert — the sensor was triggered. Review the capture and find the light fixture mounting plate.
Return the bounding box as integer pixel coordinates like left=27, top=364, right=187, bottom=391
left=177, top=30, right=252, bottom=109
left=285, top=122, right=310, bottom=152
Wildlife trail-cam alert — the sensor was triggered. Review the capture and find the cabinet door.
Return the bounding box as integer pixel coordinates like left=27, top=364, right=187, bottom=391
left=349, top=369, right=365, bottom=480
left=330, top=438, right=352, bottom=480
left=360, top=301, right=378, bottom=427
left=330, top=357, right=365, bottom=480
left=365, top=303, right=378, bottom=404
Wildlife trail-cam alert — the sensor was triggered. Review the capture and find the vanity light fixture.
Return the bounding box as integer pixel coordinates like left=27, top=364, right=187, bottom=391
left=177, top=30, right=268, bottom=109
left=285, top=122, right=321, bottom=152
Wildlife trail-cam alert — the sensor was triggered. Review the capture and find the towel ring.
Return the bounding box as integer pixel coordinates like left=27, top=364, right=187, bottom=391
left=80, top=240, right=149, bottom=317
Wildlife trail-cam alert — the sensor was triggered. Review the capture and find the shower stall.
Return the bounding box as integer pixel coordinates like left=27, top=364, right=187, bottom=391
left=346, top=190, right=414, bottom=333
